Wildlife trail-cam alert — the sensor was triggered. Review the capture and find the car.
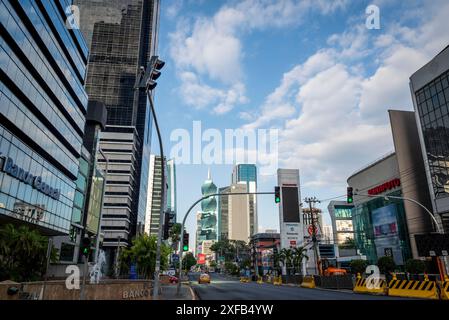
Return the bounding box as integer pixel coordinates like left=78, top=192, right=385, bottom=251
left=198, top=273, right=211, bottom=284
left=169, top=275, right=178, bottom=284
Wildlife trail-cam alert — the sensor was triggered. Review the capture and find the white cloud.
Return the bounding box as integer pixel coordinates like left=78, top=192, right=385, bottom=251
left=178, top=72, right=248, bottom=114
left=242, top=0, right=449, bottom=191
left=169, top=0, right=349, bottom=114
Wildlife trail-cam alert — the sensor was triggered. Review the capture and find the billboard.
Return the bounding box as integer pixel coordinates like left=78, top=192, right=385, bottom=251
left=371, top=204, right=404, bottom=265
left=277, top=169, right=303, bottom=251
left=282, top=187, right=300, bottom=222
left=197, top=254, right=206, bottom=265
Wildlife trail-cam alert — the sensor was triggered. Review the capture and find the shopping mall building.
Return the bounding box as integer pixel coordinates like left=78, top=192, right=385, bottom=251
left=347, top=45, right=449, bottom=269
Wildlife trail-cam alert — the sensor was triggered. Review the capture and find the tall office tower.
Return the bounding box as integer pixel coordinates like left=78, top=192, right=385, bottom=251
left=218, top=184, right=251, bottom=242
left=74, top=0, right=160, bottom=263
left=144, top=156, right=176, bottom=236
left=218, top=186, right=230, bottom=240
left=232, top=164, right=257, bottom=236
left=410, top=45, right=449, bottom=233
left=1, top=1, right=88, bottom=236
left=166, top=159, right=176, bottom=219
left=197, top=170, right=218, bottom=255
left=144, top=155, right=162, bottom=236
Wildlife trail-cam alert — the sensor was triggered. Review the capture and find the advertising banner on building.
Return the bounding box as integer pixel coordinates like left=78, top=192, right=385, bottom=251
left=197, top=253, right=206, bottom=265
left=372, top=204, right=404, bottom=265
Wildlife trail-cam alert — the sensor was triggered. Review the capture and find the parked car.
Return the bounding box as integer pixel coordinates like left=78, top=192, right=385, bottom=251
left=198, top=273, right=211, bottom=284
left=169, top=275, right=179, bottom=284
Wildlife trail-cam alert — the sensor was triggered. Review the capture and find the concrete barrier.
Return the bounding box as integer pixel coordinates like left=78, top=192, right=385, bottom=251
left=353, top=273, right=386, bottom=295
left=0, top=279, right=156, bottom=300
left=388, top=274, right=439, bottom=300
left=439, top=276, right=449, bottom=300
left=300, top=276, right=316, bottom=289
left=273, top=276, right=282, bottom=286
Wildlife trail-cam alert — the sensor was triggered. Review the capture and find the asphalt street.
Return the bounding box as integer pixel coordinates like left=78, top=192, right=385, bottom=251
left=189, top=272, right=413, bottom=300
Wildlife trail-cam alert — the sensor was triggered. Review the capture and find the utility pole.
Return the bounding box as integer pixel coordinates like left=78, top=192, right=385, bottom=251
left=304, top=197, right=321, bottom=276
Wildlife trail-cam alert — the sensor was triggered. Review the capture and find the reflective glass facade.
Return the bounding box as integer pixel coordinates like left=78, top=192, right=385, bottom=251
left=74, top=0, right=160, bottom=248
left=415, top=69, right=449, bottom=200
left=352, top=190, right=412, bottom=265
left=232, top=164, right=257, bottom=236
left=0, top=0, right=88, bottom=235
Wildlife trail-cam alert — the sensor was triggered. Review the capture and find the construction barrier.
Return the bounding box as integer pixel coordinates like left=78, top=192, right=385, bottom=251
left=353, top=273, right=387, bottom=295
left=273, top=276, right=282, bottom=286
left=440, top=276, right=449, bottom=300
left=388, top=274, right=439, bottom=300
left=300, top=276, right=316, bottom=289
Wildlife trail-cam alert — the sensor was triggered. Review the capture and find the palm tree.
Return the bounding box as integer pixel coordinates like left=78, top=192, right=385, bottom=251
left=279, top=248, right=294, bottom=275
left=0, top=224, right=57, bottom=282
left=292, top=246, right=309, bottom=275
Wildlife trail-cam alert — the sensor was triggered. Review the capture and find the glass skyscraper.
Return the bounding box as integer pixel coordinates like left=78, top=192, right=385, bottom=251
left=0, top=0, right=88, bottom=235
left=232, top=164, right=258, bottom=236
left=74, top=0, right=160, bottom=260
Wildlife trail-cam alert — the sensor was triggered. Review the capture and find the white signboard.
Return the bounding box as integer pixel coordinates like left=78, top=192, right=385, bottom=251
left=281, top=223, right=303, bottom=249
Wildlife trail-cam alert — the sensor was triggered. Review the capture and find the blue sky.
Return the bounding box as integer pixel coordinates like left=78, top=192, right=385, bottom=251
left=153, top=0, right=449, bottom=247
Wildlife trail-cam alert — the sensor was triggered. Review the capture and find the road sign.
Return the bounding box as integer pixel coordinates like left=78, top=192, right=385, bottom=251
left=308, top=225, right=317, bottom=236
left=429, top=250, right=436, bottom=257
left=172, top=254, right=179, bottom=263
left=442, top=250, right=448, bottom=256
left=384, top=248, right=393, bottom=257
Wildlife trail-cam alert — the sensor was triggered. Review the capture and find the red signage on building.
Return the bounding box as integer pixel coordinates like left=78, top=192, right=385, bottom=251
left=368, top=178, right=400, bottom=195
left=197, top=254, right=206, bottom=265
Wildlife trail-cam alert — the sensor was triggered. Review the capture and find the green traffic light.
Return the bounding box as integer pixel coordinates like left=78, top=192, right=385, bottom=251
left=347, top=197, right=353, bottom=203
left=275, top=197, right=280, bottom=203
left=183, top=245, right=188, bottom=251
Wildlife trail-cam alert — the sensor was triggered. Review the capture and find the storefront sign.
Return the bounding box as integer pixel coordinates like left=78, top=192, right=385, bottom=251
left=1, top=156, right=60, bottom=200
left=368, top=178, right=400, bottom=195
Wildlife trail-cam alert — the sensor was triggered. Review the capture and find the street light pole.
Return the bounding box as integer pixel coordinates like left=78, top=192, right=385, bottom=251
left=176, top=191, right=275, bottom=296
left=147, top=91, right=166, bottom=300
left=136, top=56, right=166, bottom=299
left=95, top=148, right=108, bottom=264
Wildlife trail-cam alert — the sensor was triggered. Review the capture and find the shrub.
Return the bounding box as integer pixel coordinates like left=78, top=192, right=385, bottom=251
left=377, top=256, right=396, bottom=275
left=405, top=259, right=426, bottom=275
left=350, top=259, right=368, bottom=275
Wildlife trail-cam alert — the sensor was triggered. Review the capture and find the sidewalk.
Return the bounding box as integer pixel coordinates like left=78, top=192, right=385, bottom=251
left=160, top=284, right=196, bottom=300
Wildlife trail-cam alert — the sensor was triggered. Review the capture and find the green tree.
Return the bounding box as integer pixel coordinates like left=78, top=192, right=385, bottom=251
left=170, top=223, right=182, bottom=244
left=279, top=248, right=294, bottom=275
left=0, top=224, right=58, bottom=282
left=350, top=259, right=368, bottom=275
left=377, top=256, right=396, bottom=276
left=182, top=252, right=197, bottom=271
left=405, top=259, right=426, bottom=275
left=292, top=246, right=309, bottom=274
left=118, top=234, right=172, bottom=279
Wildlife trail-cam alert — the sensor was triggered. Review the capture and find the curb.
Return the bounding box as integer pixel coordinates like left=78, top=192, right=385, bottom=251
left=188, top=285, right=198, bottom=300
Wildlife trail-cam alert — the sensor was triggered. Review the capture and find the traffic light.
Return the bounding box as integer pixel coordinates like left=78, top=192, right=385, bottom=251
left=139, top=56, right=165, bottom=90
left=163, top=211, right=175, bottom=240
left=347, top=186, right=354, bottom=204
left=80, top=236, right=91, bottom=257
left=274, top=186, right=281, bottom=203
left=163, top=211, right=170, bottom=240
left=182, top=232, right=189, bottom=251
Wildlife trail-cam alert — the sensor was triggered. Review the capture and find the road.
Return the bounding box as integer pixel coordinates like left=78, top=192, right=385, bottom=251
left=189, top=272, right=412, bottom=300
